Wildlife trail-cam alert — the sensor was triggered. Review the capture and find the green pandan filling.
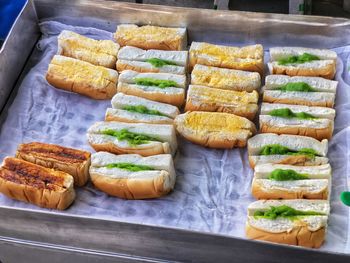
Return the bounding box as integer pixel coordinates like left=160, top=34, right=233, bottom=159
left=277, top=82, right=315, bottom=92
left=102, top=128, right=160, bottom=146
left=146, top=58, right=177, bottom=68
left=254, top=205, right=324, bottom=220
left=134, top=77, right=178, bottom=88
left=260, top=144, right=318, bottom=157
left=277, top=53, right=320, bottom=65
left=268, top=169, right=309, bottom=181
left=105, top=162, right=154, bottom=171
left=268, top=108, right=317, bottom=120
left=122, top=105, right=167, bottom=117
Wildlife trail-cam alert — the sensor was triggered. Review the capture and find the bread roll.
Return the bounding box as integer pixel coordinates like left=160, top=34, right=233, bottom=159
left=174, top=111, right=256, bottom=148
left=16, top=142, right=91, bottom=187
left=185, top=85, right=259, bottom=120
left=191, top=64, right=261, bottom=92
left=90, top=152, right=176, bottom=199
left=0, top=157, right=75, bottom=210
left=87, top=121, right=177, bottom=156
left=46, top=55, right=118, bottom=99
left=189, top=42, right=264, bottom=74
left=57, top=30, right=119, bottom=68
left=115, top=24, right=187, bottom=51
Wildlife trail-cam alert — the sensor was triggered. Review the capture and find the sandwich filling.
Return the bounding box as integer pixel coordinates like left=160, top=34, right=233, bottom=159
left=254, top=205, right=324, bottom=220
left=268, top=169, right=309, bottom=181
left=134, top=78, right=178, bottom=88
left=268, top=108, right=317, bottom=119
left=277, top=53, right=320, bottom=65
left=105, top=162, right=154, bottom=171
left=146, top=58, right=177, bottom=68
left=102, top=129, right=161, bottom=146
left=277, top=82, right=315, bottom=92
left=122, top=105, right=167, bottom=117
left=260, top=144, right=318, bottom=157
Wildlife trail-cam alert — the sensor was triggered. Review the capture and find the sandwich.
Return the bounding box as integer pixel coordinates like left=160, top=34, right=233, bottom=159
left=117, top=70, right=186, bottom=107
left=89, top=152, right=176, bottom=199
left=106, top=93, right=180, bottom=124
left=46, top=55, right=118, bottom=99
left=263, top=75, right=337, bottom=108
left=247, top=133, right=329, bottom=168
left=117, top=46, right=188, bottom=75
left=252, top=163, right=331, bottom=200
left=185, top=85, right=259, bottom=120
left=174, top=111, right=256, bottom=148
left=259, top=103, right=335, bottom=140
left=191, top=64, right=261, bottom=92
left=189, top=42, right=264, bottom=74
left=268, top=47, right=337, bottom=79
left=114, top=24, right=187, bottom=51
left=246, top=199, right=330, bottom=248
left=0, top=157, right=75, bottom=210
left=87, top=121, right=177, bottom=156
left=57, top=30, right=120, bottom=69
left=16, top=142, right=91, bottom=187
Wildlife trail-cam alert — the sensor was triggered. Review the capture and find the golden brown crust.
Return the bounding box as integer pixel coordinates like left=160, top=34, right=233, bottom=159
left=90, top=173, right=171, bottom=199
left=262, top=94, right=334, bottom=108
left=0, top=157, right=75, bottom=210
left=270, top=63, right=336, bottom=80
left=246, top=223, right=325, bottom=248
left=16, top=142, right=91, bottom=187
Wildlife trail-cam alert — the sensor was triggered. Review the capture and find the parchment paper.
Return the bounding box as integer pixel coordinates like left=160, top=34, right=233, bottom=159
left=0, top=21, right=349, bottom=253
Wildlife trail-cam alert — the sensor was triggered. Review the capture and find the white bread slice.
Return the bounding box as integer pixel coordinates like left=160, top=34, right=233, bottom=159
left=117, top=46, right=188, bottom=66
left=191, top=64, right=261, bottom=92
left=118, top=70, right=186, bottom=88
left=115, top=24, right=187, bottom=51
left=117, top=59, right=185, bottom=75
left=89, top=152, right=176, bottom=199
left=270, top=47, right=337, bottom=61
left=189, top=42, right=264, bottom=74
left=248, top=155, right=329, bottom=168
left=246, top=199, right=330, bottom=248
left=185, top=85, right=259, bottom=120
left=87, top=121, right=177, bottom=156
left=105, top=109, right=174, bottom=124
left=57, top=30, right=119, bottom=69
left=174, top=111, right=256, bottom=148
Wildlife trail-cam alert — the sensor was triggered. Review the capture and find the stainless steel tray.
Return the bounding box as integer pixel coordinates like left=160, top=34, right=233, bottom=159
left=0, top=1, right=350, bottom=262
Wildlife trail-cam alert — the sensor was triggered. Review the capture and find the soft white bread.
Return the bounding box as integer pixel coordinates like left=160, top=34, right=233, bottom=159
left=185, top=85, right=259, bottom=120
left=246, top=199, right=329, bottom=248
left=252, top=163, right=331, bottom=200
left=57, top=30, right=120, bottom=69
left=247, top=133, right=328, bottom=168
left=16, top=142, right=91, bottom=187
left=46, top=55, right=118, bottom=99
left=0, top=157, right=75, bottom=210
left=189, top=42, right=264, bottom=74
left=106, top=93, right=179, bottom=124
left=191, top=64, right=261, bottom=92
left=174, top=111, right=256, bottom=148
left=260, top=103, right=335, bottom=140
left=87, top=121, right=177, bottom=156
left=115, top=24, right=187, bottom=51
left=269, top=47, right=337, bottom=79
left=89, top=152, right=176, bottom=199
left=117, top=60, right=186, bottom=75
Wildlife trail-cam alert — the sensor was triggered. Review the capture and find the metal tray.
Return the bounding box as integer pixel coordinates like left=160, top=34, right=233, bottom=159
left=0, top=0, right=350, bottom=262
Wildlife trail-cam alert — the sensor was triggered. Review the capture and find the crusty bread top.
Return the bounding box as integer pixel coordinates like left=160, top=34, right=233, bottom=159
left=58, top=30, right=119, bottom=57
left=111, top=93, right=179, bottom=118
left=264, top=75, right=338, bottom=93
left=118, top=70, right=186, bottom=88
left=187, top=85, right=259, bottom=105
left=247, top=133, right=328, bottom=156
left=0, top=157, right=73, bottom=191
left=270, top=47, right=337, bottom=61
left=49, top=55, right=118, bottom=83
left=261, top=103, right=336, bottom=120
left=17, top=142, right=91, bottom=164
left=191, top=64, right=261, bottom=91
left=117, top=46, right=188, bottom=66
